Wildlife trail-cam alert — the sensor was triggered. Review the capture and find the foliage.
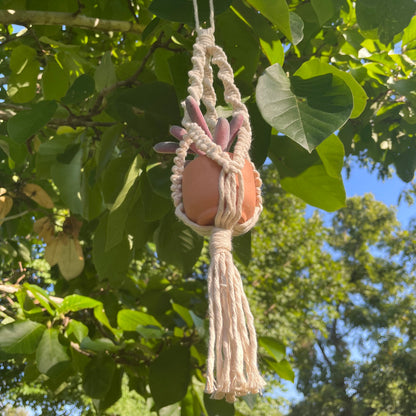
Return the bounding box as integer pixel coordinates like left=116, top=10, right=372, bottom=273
left=0, top=0, right=415, bottom=415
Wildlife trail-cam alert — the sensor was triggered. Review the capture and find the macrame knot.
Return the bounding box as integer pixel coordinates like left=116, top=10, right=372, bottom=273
left=196, top=28, right=215, bottom=47
left=210, top=228, right=232, bottom=255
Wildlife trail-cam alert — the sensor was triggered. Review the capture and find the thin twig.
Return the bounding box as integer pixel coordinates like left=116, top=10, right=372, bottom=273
left=1, top=210, right=29, bottom=223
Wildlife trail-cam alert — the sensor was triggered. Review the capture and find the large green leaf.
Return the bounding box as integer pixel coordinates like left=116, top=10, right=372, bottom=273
left=0, top=320, right=45, bottom=354
left=149, top=344, right=191, bottom=409
left=42, top=60, right=70, bottom=100
left=83, top=355, right=116, bottom=399
left=155, top=210, right=204, bottom=273
left=264, top=357, right=295, bottom=382
left=7, top=101, right=57, bottom=144
left=149, top=0, right=232, bottom=24
left=256, top=62, right=353, bottom=152
left=117, top=309, right=162, bottom=330
left=106, top=82, right=180, bottom=139
left=311, top=0, right=335, bottom=26
left=106, top=154, right=143, bottom=251
left=92, top=213, right=133, bottom=285
left=259, top=336, right=286, bottom=362
left=94, top=51, right=117, bottom=92
left=356, top=0, right=416, bottom=45
left=269, top=134, right=346, bottom=211
left=215, top=10, right=260, bottom=90
left=204, top=394, right=235, bottom=416
left=281, top=164, right=345, bottom=211
left=36, top=329, right=70, bottom=375
left=59, top=294, right=102, bottom=314
left=7, top=45, right=40, bottom=103
left=294, top=59, right=367, bottom=119
left=62, top=74, right=95, bottom=105
left=246, top=0, right=292, bottom=42
left=51, top=146, right=83, bottom=214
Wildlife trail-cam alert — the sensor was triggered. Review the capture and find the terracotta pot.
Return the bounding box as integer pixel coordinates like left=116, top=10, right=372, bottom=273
left=182, top=154, right=257, bottom=226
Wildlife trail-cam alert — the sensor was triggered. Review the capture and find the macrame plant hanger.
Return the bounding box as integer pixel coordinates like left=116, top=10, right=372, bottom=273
left=170, top=0, right=266, bottom=402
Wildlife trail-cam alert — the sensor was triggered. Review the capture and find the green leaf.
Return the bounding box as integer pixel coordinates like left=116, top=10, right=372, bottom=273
left=42, top=60, right=70, bottom=100
left=147, top=163, right=172, bottom=200
left=80, top=336, right=120, bottom=352
left=59, top=294, right=102, bottom=314
left=155, top=210, right=204, bottom=273
left=294, top=58, right=368, bottom=119
left=36, top=135, right=73, bottom=178
left=93, top=305, right=121, bottom=338
left=259, top=336, right=286, bottom=362
left=96, top=124, right=123, bottom=176
left=394, top=149, right=416, bottom=182
left=246, top=101, right=271, bottom=168
left=356, top=0, right=416, bottom=45
left=92, top=213, right=133, bottom=285
left=256, top=63, right=353, bottom=152
left=106, top=154, right=143, bottom=251
left=141, top=172, right=172, bottom=222
left=233, top=232, right=252, bottom=267
left=7, top=45, right=40, bottom=103
left=172, top=303, right=194, bottom=327
left=204, top=394, right=235, bottom=416
left=106, top=82, right=180, bottom=139
left=264, top=357, right=295, bottom=382
left=36, top=329, right=70, bottom=375
left=246, top=0, right=292, bottom=42
left=215, top=10, right=260, bottom=89
left=149, top=0, right=232, bottom=24
left=23, top=283, right=56, bottom=316
left=66, top=320, right=89, bottom=343
left=268, top=135, right=321, bottom=178
left=311, top=0, right=335, bottom=26
left=260, top=38, right=284, bottom=66
left=149, top=344, right=191, bottom=409
left=97, top=366, right=123, bottom=411
left=94, top=51, right=117, bottom=92
left=7, top=101, right=57, bottom=144
left=117, top=309, right=162, bottom=330
left=83, top=355, right=116, bottom=399
left=316, top=134, right=345, bottom=178
left=289, top=12, right=304, bottom=46
left=0, top=320, right=45, bottom=354
left=281, top=164, right=346, bottom=211
left=51, top=147, right=83, bottom=214
left=126, top=198, right=158, bottom=252
left=62, top=74, right=95, bottom=105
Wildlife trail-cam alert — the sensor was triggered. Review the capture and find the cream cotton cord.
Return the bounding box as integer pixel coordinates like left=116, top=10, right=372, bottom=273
left=170, top=0, right=265, bottom=402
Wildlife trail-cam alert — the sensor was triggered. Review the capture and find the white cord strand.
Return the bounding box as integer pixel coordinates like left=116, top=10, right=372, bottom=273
left=192, top=0, right=215, bottom=31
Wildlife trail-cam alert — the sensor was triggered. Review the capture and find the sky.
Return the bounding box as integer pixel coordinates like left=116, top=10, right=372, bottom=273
left=341, top=161, right=415, bottom=226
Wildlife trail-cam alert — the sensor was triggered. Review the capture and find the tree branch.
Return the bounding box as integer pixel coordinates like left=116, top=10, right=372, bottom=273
left=316, top=338, right=333, bottom=369
left=0, top=9, right=144, bottom=33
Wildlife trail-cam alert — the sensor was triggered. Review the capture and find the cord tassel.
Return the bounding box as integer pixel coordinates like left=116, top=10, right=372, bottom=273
left=205, top=228, right=265, bottom=402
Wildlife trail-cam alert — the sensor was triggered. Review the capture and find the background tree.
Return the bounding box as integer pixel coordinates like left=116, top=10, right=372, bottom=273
left=0, top=0, right=416, bottom=415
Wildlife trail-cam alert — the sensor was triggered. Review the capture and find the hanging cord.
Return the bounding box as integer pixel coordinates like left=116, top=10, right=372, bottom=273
left=192, top=0, right=215, bottom=32
left=170, top=0, right=265, bottom=402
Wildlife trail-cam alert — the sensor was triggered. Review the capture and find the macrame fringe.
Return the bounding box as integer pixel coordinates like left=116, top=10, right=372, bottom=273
left=205, top=228, right=266, bottom=402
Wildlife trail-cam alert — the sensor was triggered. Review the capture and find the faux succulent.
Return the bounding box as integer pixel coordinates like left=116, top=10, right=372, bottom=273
left=154, top=97, right=244, bottom=156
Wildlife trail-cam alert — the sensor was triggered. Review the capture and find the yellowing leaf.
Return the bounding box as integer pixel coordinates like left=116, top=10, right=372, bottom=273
left=23, top=184, right=54, bottom=209
left=0, top=188, right=13, bottom=225
left=57, top=235, right=85, bottom=281
left=45, top=237, right=61, bottom=267
left=33, top=217, right=55, bottom=244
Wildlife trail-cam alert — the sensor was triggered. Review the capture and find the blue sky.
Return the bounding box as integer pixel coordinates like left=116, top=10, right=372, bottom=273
left=342, top=161, right=415, bottom=226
